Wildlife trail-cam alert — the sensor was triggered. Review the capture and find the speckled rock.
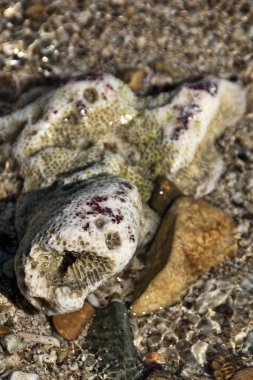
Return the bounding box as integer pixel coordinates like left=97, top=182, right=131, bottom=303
left=15, top=175, right=143, bottom=315
left=131, top=197, right=238, bottom=315
left=52, top=301, right=95, bottom=340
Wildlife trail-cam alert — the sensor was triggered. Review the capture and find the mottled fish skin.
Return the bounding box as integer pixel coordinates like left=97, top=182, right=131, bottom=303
left=84, top=300, right=143, bottom=380
left=2, top=73, right=245, bottom=314
left=6, top=73, right=245, bottom=198
left=14, top=175, right=144, bottom=315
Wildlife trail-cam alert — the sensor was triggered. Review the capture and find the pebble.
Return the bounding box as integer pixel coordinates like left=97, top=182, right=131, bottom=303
left=122, top=69, right=146, bottom=91
left=9, top=372, right=39, bottom=380
left=1, top=334, right=26, bottom=353
left=5, top=353, right=21, bottom=368
left=150, top=176, right=181, bottom=214
left=132, top=197, right=237, bottom=315
left=190, top=340, right=208, bottom=365
left=0, top=324, right=12, bottom=335
left=145, top=352, right=162, bottom=361
left=52, top=301, right=95, bottom=340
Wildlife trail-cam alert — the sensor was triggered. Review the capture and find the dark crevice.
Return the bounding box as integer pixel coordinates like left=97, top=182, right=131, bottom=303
left=58, top=251, right=77, bottom=275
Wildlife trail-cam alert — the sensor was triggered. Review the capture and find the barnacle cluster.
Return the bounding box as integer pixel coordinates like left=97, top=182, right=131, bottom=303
left=1, top=73, right=245, bottom=314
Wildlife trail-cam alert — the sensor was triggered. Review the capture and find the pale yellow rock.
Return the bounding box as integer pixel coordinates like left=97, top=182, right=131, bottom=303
left=131, top=197, right=238, bottom=315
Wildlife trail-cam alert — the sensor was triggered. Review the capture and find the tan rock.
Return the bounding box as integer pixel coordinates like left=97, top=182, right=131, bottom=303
left=132, top=197, right=237, bottom=315
left=52, top=301, right=95, bottom=340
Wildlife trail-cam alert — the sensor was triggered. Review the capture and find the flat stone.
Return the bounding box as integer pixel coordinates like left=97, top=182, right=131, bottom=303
left=52, top=301, right=95, bottom=340
left=131, top=197, right=237, bottom=315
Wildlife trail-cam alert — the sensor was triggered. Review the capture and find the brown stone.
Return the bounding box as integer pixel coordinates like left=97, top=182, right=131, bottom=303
left=52, top=301, right=95, bottom=340
left=0, top=325, right=12, bottom=335
left=24, top=3, right=48, bottom=19
left=132, top=197, right=237, bottom=315
left=122, top=69, right=146, bottom=91
left=150, top=176, right=181, bottom=214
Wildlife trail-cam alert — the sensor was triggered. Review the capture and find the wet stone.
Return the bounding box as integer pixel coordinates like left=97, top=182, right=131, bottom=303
left=149, top=176, right=181, bottom=215
left=52, top=301, right=95, bottom=340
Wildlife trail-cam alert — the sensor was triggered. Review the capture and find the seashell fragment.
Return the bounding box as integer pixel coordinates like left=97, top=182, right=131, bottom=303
left=16, top=332, right=60, bottom=347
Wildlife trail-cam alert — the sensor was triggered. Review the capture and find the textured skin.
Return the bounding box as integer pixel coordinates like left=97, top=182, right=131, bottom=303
left=84, top=300, right=143, bottom=380
left=14, top=176, right=143, bottom=315
left=0, top=73, right=245, bottom=314
left=4, top=73, right=245, bottom=197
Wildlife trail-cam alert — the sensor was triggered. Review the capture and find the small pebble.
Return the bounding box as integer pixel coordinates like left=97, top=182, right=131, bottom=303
left=1, top=334, right=26, bottom=353
left=52, top=301, right=95, bottom=340
left=190, top=340, right=208, bottom=365
left=9, top=371, right=40, bottom=380
left=0, top=324, right=12, bottom=335
left=5, top=353, right=21, bottom=368
left=145, top=352, right=162, bottom=361
left=122, top=69, right=146, bottom=91
left=150, top=176, right=181, bottom=214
